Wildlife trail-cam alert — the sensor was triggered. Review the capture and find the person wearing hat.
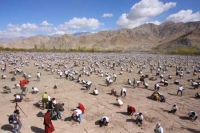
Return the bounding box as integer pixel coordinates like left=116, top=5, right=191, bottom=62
left=127, top=105, right=136, bottom=116
left=99, top=116, right=109, bottom=127
left=154, top=123, right=164, bottom=133
left=116, top=99, right=123, bottom=108
left=188, top=111, right=198, bottom=121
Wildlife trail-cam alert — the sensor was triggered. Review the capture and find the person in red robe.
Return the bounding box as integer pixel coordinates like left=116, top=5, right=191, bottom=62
left=127, top=105, right=136, bottom=116
left=77, top=103, right=85, bottom=114
left=44, top=110, right=55, bottom=133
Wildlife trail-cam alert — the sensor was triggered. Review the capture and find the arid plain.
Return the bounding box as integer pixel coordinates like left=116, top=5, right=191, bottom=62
left=0, top=52, right=200, bottom=133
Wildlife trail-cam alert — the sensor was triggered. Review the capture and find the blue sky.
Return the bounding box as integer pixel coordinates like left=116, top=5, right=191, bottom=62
left=0, top=0, right=200, bottom=38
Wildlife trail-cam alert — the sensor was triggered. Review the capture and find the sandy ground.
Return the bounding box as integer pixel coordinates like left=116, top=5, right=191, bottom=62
left=0, top=52, right=200, bottom=133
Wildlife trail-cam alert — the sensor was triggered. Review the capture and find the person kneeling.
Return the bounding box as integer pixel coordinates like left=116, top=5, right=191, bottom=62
left=72, top=109, right=82, bottom=123
left=170, top=104, right=178, bottom=114
left=127, top=105, right=136, bottom=116
left=99, top=116, right=109, bottom=127
left=188, top=111, right=198, bottom=121
left=32, top=87, right=39, bottom=94
left=135, top=112, right=143, bottom=125
left=93, top=88, right=99, bottom=95
left=14, top=94, right=23, bottom=102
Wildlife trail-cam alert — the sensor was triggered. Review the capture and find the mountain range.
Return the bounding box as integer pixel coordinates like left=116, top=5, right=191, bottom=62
left=0, top=21, right=200, bottom=52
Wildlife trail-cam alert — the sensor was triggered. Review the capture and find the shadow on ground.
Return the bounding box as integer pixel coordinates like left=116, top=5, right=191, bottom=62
left=179, top=116, right=190, bottom=121
left=36, top=111, right=44, bottom=117
left=181, top=127, right=200, bottom=133
left=116, top=111, right=127, bottom=116
left=1, top=124, right=13, bottom=132
left=31, top=126, right=44, bottom=133
left=64, top=116, right=72, bottom=122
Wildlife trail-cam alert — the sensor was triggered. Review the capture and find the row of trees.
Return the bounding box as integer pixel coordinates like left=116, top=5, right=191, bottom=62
left=159, top=46, right=200, bottom=55
left=0, top=46, right=122, bottom=53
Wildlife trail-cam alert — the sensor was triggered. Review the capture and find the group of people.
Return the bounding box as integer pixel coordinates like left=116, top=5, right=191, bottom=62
left=1, top=52, right=199, bottom=133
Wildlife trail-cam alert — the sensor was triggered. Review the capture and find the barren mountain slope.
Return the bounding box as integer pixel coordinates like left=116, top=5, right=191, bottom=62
left=1, top=21, right=200, bottom=51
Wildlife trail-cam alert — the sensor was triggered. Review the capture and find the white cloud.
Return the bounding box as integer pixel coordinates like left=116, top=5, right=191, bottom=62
left=21, top=23, right=38, bottom=30
left=102, top=13, right=113, bottom=18
left=40, top=21, right=53, bottom=26
left=0, top=30, right=34, bottom=38
left=55, top=31, right=65, bottom=35
left=39, top=27, right=53, bottom=32
left=117, top=13, right=148, bottom=29
left=166, top=10, right=200, bottom=22
left=7, top=23, right=22, bottom=32
left=117, top=0, right=176, bottom=29
left=58, top=17, right=103, bottom=30
left=0, top=18, right=103, bottom=38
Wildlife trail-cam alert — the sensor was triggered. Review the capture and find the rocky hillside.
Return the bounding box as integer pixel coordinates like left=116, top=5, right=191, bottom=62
left=1, top=21, right=200, bottom=51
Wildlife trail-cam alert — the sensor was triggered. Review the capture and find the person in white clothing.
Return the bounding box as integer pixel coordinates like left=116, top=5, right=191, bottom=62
left=134, top=112, right=144, bottom=125
left=154, top=123, right=164, bottom=133
left=37, top=72, right=41, bottom=82
left=59, top=71, right=63, bottom=78
left=113, top=73, right=117, bottom=82
left=177, top=85, right=184, bottom=96
left=170, top=104, right=178, bottom=114
left=93, top=88, right=99, bottom=95
left=121, top=88, right=126, bottom=97
left=154, top=83, right=160, bottom=90
left=32, top=87, right=39, bottom=94
left=14, top=94, right=23, bottom=102
left=116, top=99, right=123, bottom=107
left=127, top=79, right=131, bottom=85
left=99, top=116, right=109, bottom=127
left=86, top=81, right=92, bottom=90
left=72, top=109, right=82, bottom=123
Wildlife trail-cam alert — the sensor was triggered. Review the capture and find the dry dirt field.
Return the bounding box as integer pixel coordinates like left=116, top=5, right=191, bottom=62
left=0, top=52, right=200, bottom=133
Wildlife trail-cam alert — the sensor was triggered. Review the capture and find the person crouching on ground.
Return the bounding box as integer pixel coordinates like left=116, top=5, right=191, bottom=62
left=99, top=116, right=109, bottom=127
left=177, top=85, right=184, bottom=96
left=134, top=112, right=143, bottom=125
left=54, top=103, right=64, bottom=120
left=116, top=99, right=123, bottom=108
left=72, top=109, right=82, bottom=123
left=93, top=88, right=99, bottom=95
left=14, top=94, right=23, bottom=102
left=111, top=89, right=117, bottom=96
left=127, top=105, right=136, bottom=116
left=154, top=123, right=164, bottom=133
left=188, top=111, right=198, bottom=121
left=170, top=104, right=178, bottom=114
left=121, top=88, right=126, bottom=97
left=32, top=87, right=39, bottom=94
